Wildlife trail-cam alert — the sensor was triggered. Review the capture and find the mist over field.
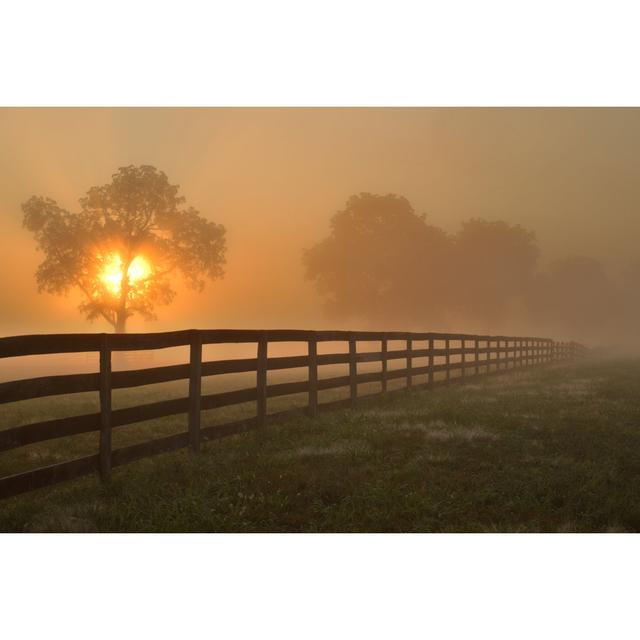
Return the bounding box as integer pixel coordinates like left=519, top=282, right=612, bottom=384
left=1, top=108, right=639, bottom=374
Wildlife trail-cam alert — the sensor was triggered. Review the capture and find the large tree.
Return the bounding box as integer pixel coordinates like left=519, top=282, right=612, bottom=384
left=303, top=192, right=451, bottom=327
left=22, top=165, right=226, bottom=332
left=451, top=219, right=539, bottom=330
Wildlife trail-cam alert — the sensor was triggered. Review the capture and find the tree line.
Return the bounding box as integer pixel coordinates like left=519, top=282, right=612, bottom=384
left=21, top=166, right=630, bottom=345
left=303, top=192, right=631, bottom=345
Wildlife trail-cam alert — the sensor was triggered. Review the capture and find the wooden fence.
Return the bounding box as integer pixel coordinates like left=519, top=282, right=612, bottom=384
left=0, top=329, right=585, bottom=499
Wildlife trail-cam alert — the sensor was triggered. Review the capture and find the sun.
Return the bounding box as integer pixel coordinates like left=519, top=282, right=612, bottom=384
left=99, top=253, right=151, bottom=296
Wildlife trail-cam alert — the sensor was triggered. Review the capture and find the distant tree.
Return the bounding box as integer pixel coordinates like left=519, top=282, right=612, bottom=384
left=451, top=219, right=539, bottom=330
left=303, top=193, right=451, bottom=327
left=22, top=165, right=226, bottom=332
left=528, top=256, right=617, bottom=343
left=619, top=260, right=640, bottom=335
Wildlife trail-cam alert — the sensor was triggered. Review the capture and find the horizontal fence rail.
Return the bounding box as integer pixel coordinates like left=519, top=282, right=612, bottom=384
left=0, top=330, right=586, bottom=499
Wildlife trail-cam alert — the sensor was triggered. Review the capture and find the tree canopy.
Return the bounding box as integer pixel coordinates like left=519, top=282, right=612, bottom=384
left=451, top=218, right=539, bottom=330
left=303, top=193, right=451, bottom=326
left=303, top=192, right=538, bottom=331
left=23, top=165, right=226, bottom=332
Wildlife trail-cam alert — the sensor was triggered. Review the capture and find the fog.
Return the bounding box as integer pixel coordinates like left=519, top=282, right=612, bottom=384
left=1, top=108, right=639, bottom=358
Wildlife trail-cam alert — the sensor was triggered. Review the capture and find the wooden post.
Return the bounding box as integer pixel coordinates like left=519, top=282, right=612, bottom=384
left=381, top=336, right=388, bottom=393
left=99, top=333, right=112, bottom=482
left=519, top=339, right=523, bottom=367
left=308, top=334, right=318, bottom=418
left=430, top=336, right=436, bottom=386
left=188, top=330, right=202, bottom=453
left=256, top=333, right=268, bottom=427
left=406, top=337, right=413, bottom=388
left=475, top=337, right=480, bottom=376
left=461, top=338, right=466, bottom=378
left=349, top=334, right=357, bottom=404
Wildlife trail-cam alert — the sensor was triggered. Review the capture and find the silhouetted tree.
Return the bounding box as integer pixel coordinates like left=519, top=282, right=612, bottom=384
left=22, top=165, right=226, bottom=332
left=303, top=193, right=451, bottom=327
left=451, top=219, right=539, bottom=331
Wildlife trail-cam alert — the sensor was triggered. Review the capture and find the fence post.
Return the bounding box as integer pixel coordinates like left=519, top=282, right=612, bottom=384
left=349, top=333, right=357, bottom=404
left=188, top=330, right=203, bottom=453
left=308, top=333, right=318, bottom=418
left=430, top=335, right=436, bottom=386
left=475, top=337, right=480, bottom=376
left=99, top=333, right=112, bottom=482
left=518, top=339, right=523, bottom=367
left=381, top=335, right=388, bottom=393
left=406, top=337, right=413, bottom=388
left=461, top=338, right=466, bottom=378
left=256, top=332, right=268, bottom=427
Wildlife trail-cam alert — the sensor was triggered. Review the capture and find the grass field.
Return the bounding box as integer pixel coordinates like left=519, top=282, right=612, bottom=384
left=1, top=356, right=639, bottom=532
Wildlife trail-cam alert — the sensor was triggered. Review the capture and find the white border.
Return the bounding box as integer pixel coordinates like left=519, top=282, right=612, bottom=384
left=1, top=1, right=640, bottom=106
left=1, top=534, right=638, bottom=639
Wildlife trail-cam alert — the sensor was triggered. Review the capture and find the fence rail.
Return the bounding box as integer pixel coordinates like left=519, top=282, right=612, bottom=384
left=0, top=329, right=586, bottom=499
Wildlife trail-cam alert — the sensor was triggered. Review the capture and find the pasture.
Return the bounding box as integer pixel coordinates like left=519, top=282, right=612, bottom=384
left=1, top=356, right=638, bottom=532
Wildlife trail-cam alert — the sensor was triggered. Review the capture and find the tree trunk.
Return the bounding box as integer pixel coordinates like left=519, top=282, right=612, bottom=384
left=115, top=310, right=127, bottom=333
left=115, top=256, right=131, bottom=333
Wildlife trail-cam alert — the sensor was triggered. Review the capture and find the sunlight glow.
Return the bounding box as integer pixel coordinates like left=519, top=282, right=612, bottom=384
left=99, top=253, right=151, bottom=296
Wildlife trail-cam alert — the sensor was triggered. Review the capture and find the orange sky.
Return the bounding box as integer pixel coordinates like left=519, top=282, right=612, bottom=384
left=1, top=108, right=639, bottom=336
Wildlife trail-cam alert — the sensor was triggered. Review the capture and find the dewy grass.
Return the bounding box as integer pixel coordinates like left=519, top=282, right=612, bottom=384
left=1, top=357, right=639, bottom=532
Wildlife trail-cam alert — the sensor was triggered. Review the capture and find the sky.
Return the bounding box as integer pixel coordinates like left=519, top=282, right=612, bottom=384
left=1, top=107, right=639, bottom=336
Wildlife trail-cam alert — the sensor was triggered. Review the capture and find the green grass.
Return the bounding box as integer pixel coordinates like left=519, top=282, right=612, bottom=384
left=2, top=357, right=640, bottom=532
